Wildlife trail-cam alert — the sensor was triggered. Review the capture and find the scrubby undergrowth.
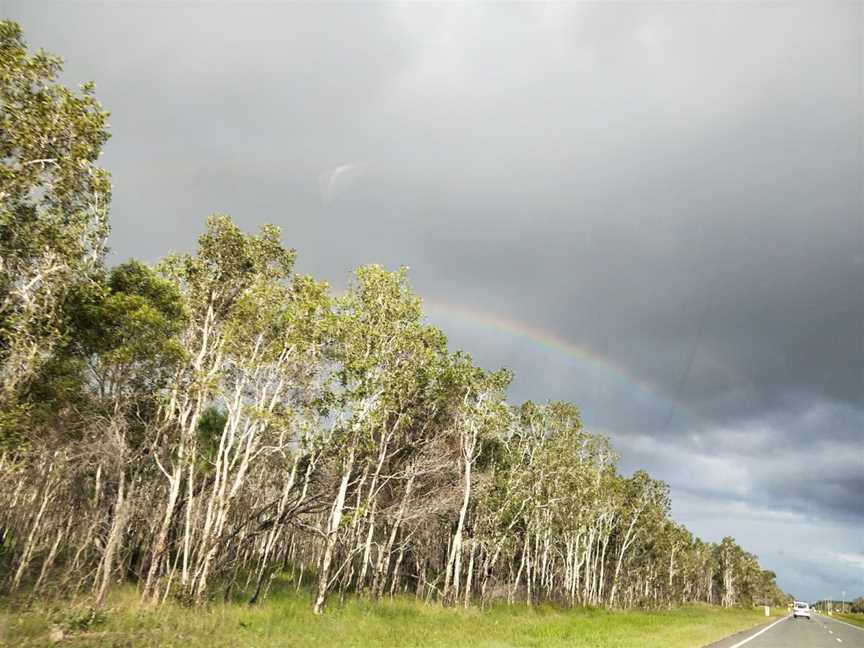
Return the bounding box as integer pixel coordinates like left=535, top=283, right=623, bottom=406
left=835, top=613, right=864, bottom=629
left=1, top=584, right=784, bottom=648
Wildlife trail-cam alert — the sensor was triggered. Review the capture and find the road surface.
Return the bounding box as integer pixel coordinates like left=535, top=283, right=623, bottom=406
left=705, top=614, right=864, bottom=648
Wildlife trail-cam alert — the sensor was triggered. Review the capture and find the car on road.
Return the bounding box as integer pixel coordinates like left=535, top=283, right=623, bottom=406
left=792, top=601, right=811, bottom=619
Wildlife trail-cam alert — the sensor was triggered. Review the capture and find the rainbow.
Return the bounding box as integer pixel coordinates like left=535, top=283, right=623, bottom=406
left=422, top=297, right=658, bottom=399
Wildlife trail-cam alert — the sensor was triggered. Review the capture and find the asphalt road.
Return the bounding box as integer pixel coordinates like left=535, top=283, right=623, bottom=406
left=705, top=614, right=864, bottom=648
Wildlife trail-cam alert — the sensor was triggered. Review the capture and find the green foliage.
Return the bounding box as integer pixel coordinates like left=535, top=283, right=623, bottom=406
left=0, top=20, right=111, bottom=447
left=160, top=214, right=296, bottom=324
left=17, top=261, right=185, bottom=441
left=196, top=406, right=227, bottom=469
left=0, top=22, right=110, bottom=215
left=71, top=261, right=185, bottom=388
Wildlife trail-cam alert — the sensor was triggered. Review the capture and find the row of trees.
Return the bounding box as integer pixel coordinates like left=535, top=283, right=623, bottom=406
left=0, top=21, right=788, bottom=613
left=814, top=598, right=864, bottom=613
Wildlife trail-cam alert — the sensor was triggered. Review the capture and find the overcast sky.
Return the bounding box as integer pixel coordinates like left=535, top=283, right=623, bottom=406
left=5, top=1, right=862, bottom=602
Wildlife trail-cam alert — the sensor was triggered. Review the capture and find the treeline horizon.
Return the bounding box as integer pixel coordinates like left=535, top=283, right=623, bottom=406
left=0, top=21, right=788, bottom=614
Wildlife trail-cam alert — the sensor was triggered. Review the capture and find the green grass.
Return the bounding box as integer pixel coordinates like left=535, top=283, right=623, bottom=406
left=0, top=585, right=784, bottom=648
left=835, top=613, right=864, bottom=629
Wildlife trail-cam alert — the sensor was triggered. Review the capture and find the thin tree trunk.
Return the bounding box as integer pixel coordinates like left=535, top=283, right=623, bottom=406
left=95, top=474, right=134, bottom=608
left=313, top=444, right=356, bottom=614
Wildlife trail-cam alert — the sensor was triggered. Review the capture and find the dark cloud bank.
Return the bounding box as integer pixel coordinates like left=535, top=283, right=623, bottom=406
left=6, top=1, right=862, bottom=601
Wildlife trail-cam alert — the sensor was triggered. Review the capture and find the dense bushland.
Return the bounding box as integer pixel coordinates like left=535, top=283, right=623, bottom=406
left=0, top=21, right=788, bottom=614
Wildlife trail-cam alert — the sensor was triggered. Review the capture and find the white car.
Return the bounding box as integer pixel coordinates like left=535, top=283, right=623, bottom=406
left=792, top=601, right=811, bottom=619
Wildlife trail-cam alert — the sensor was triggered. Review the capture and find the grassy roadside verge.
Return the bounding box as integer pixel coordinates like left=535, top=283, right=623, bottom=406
left=834, top=613, right=864, bottom=629
left=0, top=586, right=785, bottom=648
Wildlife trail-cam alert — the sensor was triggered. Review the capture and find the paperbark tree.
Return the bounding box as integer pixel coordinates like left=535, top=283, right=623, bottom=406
left=0, top=21, right=111, bottom=446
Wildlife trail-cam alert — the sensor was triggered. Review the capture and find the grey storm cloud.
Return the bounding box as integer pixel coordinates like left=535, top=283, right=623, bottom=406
left=4, top=0, right=862, bottom=601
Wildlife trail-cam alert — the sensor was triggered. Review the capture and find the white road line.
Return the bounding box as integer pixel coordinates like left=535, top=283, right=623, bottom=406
left=726, top=616, right=788, bottom=648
